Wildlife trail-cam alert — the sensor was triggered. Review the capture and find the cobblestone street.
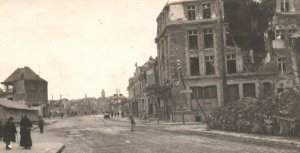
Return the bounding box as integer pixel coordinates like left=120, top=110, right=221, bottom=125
left=44, top=115, right=299, bottom=153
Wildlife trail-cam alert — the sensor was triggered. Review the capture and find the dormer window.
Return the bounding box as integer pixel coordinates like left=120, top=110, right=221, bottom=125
left=187, top=5, right=196, bottom=20
left=203, top=4, right=211, bottom=19
left=281, top=0, right=290, bottom=12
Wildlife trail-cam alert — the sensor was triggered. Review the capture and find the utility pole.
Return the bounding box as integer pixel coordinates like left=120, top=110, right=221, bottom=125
left=116, top=89, right=119, bottom=115
left=85, top=93, right=87, bottom=115
left=220, top=8, right=228, bottom=105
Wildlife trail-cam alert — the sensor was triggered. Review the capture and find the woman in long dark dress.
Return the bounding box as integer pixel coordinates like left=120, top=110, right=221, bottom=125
left=20, top=114, right=32, bottom=149
left=0, top=120, right=3, bottom=140
left=3, top=117, right=17, bottom=150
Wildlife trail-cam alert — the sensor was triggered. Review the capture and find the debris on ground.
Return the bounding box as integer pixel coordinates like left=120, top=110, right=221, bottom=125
left=210, top=88, right=300, bottom=137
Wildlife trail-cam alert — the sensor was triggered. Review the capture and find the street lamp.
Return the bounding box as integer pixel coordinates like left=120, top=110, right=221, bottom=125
left=176, top=59, right=186, bottom=124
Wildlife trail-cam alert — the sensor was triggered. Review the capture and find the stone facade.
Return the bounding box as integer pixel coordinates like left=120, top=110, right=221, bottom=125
left=154, top=0, right=300, bottom=122
left=127, top=0, right=300, bottom=122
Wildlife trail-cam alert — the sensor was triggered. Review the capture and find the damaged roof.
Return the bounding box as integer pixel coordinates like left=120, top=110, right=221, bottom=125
left=291, top=31, right=300, bottom=38
left=0, top=99, right=35, bottom=110
left=2, top=66, right=46, bottom=84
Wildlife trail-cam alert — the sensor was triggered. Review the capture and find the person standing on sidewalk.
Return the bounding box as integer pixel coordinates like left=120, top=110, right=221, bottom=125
left=129, top=113, right=135, bottom=131
left=143, top=111, right=147, bottom=123
left=3, top=117, right=17, bottom=150
left=0, top=120, right=3, bottom=140
left=20, top=114, right=32, bottom=149
left=38, top=116, right=45, bottom=134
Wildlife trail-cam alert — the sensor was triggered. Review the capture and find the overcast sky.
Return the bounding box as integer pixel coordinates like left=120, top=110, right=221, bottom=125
left=0, top=0, right=168, bottom=100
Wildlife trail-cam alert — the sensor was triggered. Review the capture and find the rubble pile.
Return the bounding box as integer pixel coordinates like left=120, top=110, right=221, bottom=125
left=210, top=89, right=300, bottom=136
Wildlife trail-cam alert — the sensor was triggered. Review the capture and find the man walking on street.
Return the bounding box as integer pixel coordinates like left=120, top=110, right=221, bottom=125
left=129, top=113, right=135, bottom=132
left=3, top=117, right=17, bottom=150
left=38, top=116, right=45, bottom=134
left=20, top=114, right=32, bottom=149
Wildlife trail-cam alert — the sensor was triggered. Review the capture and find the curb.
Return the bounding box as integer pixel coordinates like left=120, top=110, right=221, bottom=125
left=160, top=128, right=300, bottom=150
left=56, top=145, right=65, bottom=153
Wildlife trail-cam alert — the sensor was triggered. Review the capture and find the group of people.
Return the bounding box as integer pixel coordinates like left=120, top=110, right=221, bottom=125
left=0, top=115, right=45, bottom=150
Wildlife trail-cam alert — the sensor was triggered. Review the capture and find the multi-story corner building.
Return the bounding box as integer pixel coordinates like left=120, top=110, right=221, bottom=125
left=156, top=0, right=228, bottom=121
left=1, top=66, right=48, bottom=117
left=155, top=0, right=300, bottom=122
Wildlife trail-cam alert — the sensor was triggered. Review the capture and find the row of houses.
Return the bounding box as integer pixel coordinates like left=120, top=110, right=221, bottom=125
left=127, top=0, right=300, bottom=122
left=48, top=89, right=130, bottom=117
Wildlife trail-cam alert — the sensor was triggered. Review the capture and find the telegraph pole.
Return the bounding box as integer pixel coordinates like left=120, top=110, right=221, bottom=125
left=220, top=8, right=228, bottom=105
left=116, top=89, right=119, bottom=116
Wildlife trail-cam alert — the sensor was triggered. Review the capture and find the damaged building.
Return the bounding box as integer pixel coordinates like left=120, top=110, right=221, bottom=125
left=127, top=57, right=161, bottom=119
left=1, top=66, right=49, bottom=117
left=153, top=0, right=300, bottom=122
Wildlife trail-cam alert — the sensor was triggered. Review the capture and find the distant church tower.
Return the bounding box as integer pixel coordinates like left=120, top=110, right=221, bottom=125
left=101, top=89, right=105, bottom=98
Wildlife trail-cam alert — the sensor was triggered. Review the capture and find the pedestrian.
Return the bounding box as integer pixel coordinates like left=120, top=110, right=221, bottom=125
left=38, top=116, right=45, bottom=134
left=143, top=111, right=147, bottom=123
left=129, top=113, right=135, bottom=132
left=20, top=114, right=32, bottom=149
left=0, top=120, right=3, bottom=140
left=3, top=116, right=17, bottom=150
left=60, top=112, right=64, bottom=119
left=121, top=111, right=124, bottom=118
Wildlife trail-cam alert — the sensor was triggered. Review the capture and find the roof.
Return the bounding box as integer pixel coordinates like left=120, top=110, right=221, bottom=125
left=2, top=66, right=46, bottom=84
left=167, top=0, right=197, bottom=5
left=0, top=99, right=36, bottom=110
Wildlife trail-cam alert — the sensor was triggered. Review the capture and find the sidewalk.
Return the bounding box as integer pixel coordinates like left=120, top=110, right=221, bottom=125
left=1, top=118, right=65, bottom=153
left=112, top=116, right=300, bottom=150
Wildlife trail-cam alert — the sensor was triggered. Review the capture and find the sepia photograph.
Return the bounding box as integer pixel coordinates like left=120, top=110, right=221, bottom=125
left=0, top=0, right=300, bottom=152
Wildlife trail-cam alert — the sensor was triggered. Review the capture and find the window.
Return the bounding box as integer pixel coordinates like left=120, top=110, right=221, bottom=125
left=190, top=57, right=200, bottom=76
left=288, top=29, right=297, bottom=45
left=277, top=88, right=284, bottom=93
left=278, top=57, right=287, bottom=74
left=187, top=5, right=196, bottom=20
left=281, top=0, right=290, bottom=12
left=191, top=86, right=217, bottom=99
left=263, top=82, right=272, bottom=97
left=191, top=87, right=204, bottom=99
left=226, top=54, right=237, bottom=74
left=203, top=4, right=211, bottom=19
left=205, top=56, right=215, bottom=75
left=188, top=30, right=198, bottom=49
left=204, top=86, right=217, bottom=99
left=228, top=84, right=239, bottom=102
left=243, top=83, right=256, bottom=98
left=203, top=28, right=214, bottom=48
left=275, top=30, right=285, bottom=40
left=226, top=31, right=235, bottom=46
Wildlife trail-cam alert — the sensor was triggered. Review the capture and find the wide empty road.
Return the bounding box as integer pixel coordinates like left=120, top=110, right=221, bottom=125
left=46, top=115, right=299, bottom=153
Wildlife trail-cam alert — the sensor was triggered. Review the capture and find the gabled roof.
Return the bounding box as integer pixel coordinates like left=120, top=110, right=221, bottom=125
left=2, top=66, right=46, bottom=84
